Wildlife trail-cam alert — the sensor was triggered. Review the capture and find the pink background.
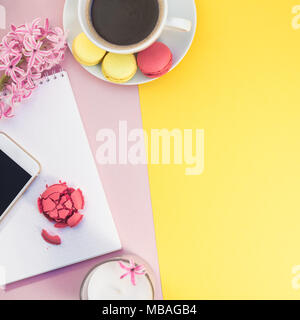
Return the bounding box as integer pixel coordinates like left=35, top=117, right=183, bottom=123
left=0, top=0, right=162, bottom=300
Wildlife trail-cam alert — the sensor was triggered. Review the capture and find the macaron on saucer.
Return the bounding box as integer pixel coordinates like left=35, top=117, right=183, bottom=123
left=137, top=42, right=173, bottom=78
left=63, top=0, right=197, bottom=85
left=72, top=32, right=106, bottom=66
left=102, top=53, right=137, bottom=83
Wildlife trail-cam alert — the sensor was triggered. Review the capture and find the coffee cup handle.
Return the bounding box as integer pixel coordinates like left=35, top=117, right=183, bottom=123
left=164, top=17, right=192, bottom=32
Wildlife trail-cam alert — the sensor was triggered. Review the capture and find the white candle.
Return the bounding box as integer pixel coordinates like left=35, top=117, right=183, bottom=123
left=80, top=258, right=154, bottom=300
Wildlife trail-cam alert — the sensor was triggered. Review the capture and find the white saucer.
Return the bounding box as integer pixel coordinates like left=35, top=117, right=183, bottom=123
left=63, top=0, right=197, bottom=85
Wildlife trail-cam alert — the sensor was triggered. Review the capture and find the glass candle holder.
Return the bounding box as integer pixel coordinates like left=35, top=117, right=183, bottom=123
left=80, top=255, right=156, bottom=300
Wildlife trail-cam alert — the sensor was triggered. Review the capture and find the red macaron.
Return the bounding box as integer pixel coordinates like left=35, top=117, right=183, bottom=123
left=137, top=42, right=173, bottom=78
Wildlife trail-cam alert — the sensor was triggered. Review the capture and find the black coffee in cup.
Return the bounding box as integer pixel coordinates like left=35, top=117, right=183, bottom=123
left=91, top=0, right=159, bottom=46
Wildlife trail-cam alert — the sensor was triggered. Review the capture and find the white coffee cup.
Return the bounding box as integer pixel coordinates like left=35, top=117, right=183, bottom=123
left=78, top=0, right=192, bottom=54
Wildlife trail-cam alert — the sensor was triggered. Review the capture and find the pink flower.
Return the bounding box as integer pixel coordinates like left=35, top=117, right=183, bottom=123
left=38, top=18, right=50, bottom=39
left=26, top=68, right=41, bottom=88
left=47, top=27, right=67, bottom=52
left=0, top=55, right=25, bottom=83
left=0, top=18, right=67, bottom=119
left=0, top=99, right=13, bottom=119
left=119, top=259, right=146, bottom=286
left=0, top=37, right=20, bottom=57
left=6, top=82, right=33, bottom=106
left=35, top=61, right=52, bottom=73
left=23, top=35, right=51, bottom=69
left=12, top=18, right=41, bottom=38
left=8, top=25, right=25, bottom=43
left=44, top=50, right=65, bottom=68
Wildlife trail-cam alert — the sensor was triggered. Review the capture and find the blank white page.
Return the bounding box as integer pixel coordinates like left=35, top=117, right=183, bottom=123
left=0, top=71, right=121, bottom=284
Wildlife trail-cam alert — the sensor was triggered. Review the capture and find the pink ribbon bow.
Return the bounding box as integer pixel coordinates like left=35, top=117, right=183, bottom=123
left=119, top=259, right=146, bottom=286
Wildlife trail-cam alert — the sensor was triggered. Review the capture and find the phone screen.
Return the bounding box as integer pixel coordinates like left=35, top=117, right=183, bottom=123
left=0, top=150, right=32, bottom=216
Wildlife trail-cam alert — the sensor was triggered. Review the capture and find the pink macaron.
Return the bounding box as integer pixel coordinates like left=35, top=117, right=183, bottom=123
left=137, top=42, right=173, bottom=78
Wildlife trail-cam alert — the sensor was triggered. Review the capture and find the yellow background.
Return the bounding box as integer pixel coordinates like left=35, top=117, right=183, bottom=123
left=139, top=0, right=300, bottom=299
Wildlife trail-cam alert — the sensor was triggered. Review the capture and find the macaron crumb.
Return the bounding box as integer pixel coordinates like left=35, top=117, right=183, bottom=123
left=41, top=229, right=61, bottom=245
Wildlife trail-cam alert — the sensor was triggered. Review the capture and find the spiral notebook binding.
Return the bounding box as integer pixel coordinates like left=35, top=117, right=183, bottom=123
left=38, top=65, right=64, bottom=85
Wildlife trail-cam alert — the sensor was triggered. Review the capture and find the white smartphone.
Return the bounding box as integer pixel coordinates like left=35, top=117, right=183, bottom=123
left=0, top=132, right=41, bottom=222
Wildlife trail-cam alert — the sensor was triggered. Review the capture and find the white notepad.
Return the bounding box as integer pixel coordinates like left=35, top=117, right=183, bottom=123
left=0, top=71, right=121, bottom=285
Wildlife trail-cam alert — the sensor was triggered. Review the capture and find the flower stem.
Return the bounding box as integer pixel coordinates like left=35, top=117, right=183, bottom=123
left=0, top=43, right=48, bottom=93
left=0, top=56, right=26, bottom=92
left=0, top=74, right=9, bottom=92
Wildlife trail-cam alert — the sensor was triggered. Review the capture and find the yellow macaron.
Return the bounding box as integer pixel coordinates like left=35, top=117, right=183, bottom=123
left=102, top=53, right=137, bottom=83
left=72, top=32, right=106, bottom=66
